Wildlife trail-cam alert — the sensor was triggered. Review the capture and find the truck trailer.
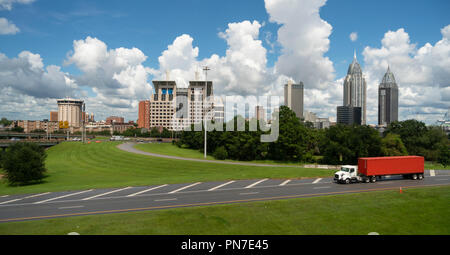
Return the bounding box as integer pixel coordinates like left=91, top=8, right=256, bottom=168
left=333, top=156, right=425, bottom=184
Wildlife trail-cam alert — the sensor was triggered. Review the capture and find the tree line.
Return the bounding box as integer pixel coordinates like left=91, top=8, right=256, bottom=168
left=177, top=106, right=449, bottom=166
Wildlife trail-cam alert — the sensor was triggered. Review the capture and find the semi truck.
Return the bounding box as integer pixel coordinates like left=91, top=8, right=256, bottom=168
left=333, top=156, right=424, bottom=184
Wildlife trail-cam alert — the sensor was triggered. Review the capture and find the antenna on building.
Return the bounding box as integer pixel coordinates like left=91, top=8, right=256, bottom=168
left=165, top=70, right=170, bottom=81
left=195, top=67, right=200, bottom=81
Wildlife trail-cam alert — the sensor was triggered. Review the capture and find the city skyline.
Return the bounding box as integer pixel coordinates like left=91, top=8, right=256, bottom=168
left=0, top=0, right=448, bottom=124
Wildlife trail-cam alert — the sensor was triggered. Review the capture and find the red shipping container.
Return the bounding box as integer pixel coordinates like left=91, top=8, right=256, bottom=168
left=358, top=156, right=424, bottom=176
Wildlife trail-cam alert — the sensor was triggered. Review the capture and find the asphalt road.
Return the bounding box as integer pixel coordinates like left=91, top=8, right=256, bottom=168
left=0, top=170, right=449, bottom=223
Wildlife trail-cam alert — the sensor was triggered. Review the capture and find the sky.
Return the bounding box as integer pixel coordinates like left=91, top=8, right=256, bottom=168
left=0, top=0, right=449, bottom=124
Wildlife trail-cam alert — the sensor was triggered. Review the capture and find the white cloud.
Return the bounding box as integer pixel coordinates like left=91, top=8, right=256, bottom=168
left=362, top=25, right=450, bottom=124
left=265, top=0, right=335, bottom=90
left=349, top=32, right=358, bottom=42
left=0, top=0, right=34, bottom=10
left=0, top=51, right=78, bottom=99
left=65, top=36, right=152, bottom=110
left=0, top=17, right=19, bottom=34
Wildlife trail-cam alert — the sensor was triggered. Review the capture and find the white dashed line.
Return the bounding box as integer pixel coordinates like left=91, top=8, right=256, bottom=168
left=0, top=192, right=50, bottom=205
left=245, top=179, right=268, bottom=189
left=34, top=190, right=93, bottom=204
left=313, top=186, right=331, bottom=189
left=58, top=205, right=84, bottom=209
left=240, top=192, right=259, bottom=195
left=127, top=184, right=168, bottom=197
left=0, top=195, right=9, bottom=198
left=312, top=178, right=322, bottom=184
left=154, top=198, right=177, bottom=202
left=279, top=180, right=291, bottom=186
left=208, top=181, right=235, bottom=191
left=168, top=182, right=201, bottom=194
left=430, top=170, right=436, bottom=177
left=82, top=187, right=132, bottom=200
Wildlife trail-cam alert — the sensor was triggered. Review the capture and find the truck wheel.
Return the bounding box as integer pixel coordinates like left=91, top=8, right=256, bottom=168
left=364, top=178, right=370, bottom=183
left=370, top=176, right=376, bottom=183
left=345, top=178, right=350, bottom=184
left=418, top=174, right=423, bottom=180
left=412, top=174, right=418, bottom=180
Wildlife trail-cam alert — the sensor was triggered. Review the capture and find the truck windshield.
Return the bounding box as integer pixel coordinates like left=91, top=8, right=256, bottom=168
left=341, top=168, right=350, bottom=172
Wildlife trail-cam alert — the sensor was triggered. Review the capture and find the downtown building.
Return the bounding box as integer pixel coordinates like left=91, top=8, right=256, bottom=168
left=378, top=66, right=398, bottom=126
left=57, top=98, right=84, bottom=128
left=284, top=80, right=304, bottom=119
left=138, top=79, right=216, bottom=131
left=341, top=52, right=367, bottom=125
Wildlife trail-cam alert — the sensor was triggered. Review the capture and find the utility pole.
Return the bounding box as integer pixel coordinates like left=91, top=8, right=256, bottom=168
left=203, top=66, right=210, bottom=159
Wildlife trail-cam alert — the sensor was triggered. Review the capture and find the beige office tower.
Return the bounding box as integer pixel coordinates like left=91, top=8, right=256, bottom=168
left=57, top=98, right=84, bottom=127
left=284, top=80, right=304, bottom=119
left=148, top=79, right=214, bottom=131
left=256, top=105, right=266, bottom=121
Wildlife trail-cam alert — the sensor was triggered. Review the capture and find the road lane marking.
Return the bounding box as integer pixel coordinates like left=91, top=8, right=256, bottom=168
left=208, top=181, right=235, bottom=191
left=168, top=182, right=201, bottom=194
left=312, top=178, right=322, bottom=184
left=245, top=179, right=268, bottom=189
left=1, top=183, right=449, bottom=223
left=240, top=192, right=259, bottom=195
left=154, top=198, right=177, bottom=202
left=0, top=199, right=22, bottom=205
left=377, top=181, right=394, bottom=185
left=0, top=192, right=50, bottom=205
left=34, top=190, right=93, bottom=204
left=0, top=195, right=9, bottom=198
left=436, top=179, right=448, bottom=181
left=58, top=205, right=84, bottom=210
left=279, top=180, right=291, bottom=186
left=313, top=186, right=331, bottom=189
left=430, top=170, right=435, bottom=177
left=127, top=185, right=168, bottom=197
left=82, top=187, right=132, bottom=200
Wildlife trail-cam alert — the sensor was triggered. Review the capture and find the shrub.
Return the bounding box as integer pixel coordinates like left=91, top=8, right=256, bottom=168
left=213, top=146, right=228, bottom=160
left=2, top=143, right=47, bottom=185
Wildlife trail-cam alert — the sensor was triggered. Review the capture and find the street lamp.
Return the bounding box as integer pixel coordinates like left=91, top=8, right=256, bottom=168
left=203, top=66, right=210, bottom=159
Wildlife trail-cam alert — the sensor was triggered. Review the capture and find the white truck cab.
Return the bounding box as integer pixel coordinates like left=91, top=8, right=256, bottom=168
left=334, top=165, right=372, bottom=184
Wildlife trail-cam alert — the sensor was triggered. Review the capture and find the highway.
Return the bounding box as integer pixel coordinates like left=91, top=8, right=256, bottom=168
left=0, top=170, right=449, bottom=223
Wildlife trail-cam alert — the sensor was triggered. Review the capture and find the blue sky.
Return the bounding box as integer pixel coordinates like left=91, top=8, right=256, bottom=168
left=0, top=0, right=449, bottom=123
left=1, top=0, right=448, bottom=77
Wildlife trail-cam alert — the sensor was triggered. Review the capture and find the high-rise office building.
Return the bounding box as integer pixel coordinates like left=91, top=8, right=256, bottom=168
left=143, top=79, right=214, bottom=131
left=337, top=105, right=362, bottom=125
left=378, top=66, right=398, bottom=126
left=343, top=52, right=367, bottom=124
left=284, top=80, right=304, bottom=119
left=138, top=100, right=150, bottom=129
left=255, top=105, right=266, bottom=121
left=57, top=98, right=84, bottom=127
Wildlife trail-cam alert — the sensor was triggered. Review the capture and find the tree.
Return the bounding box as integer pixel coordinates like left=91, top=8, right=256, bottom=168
left=0, top=117, right=12, bottom=126
left=438, top=144, right=450, bottom=167
left=10, top=126, right=24, bottom=133
left=381, top=133, right=408, bottom=156
left=2, top=143, right=47, bottom=185
left=213, top=146, right=228, bottom=160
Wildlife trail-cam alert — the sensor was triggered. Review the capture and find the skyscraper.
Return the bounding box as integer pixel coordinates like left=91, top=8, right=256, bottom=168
left=284, top=80, right=304, bottom=119
left=378, top=66, right=398, bottom=126
left=343, top=51, right=367, bottom=124
left=57, top=98, right=83, bottom=127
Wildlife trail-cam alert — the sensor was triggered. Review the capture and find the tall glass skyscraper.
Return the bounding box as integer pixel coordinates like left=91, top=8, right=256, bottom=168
left=378, top=66, right=398, bottom=126
left=343, top=52, right=367, bottom=125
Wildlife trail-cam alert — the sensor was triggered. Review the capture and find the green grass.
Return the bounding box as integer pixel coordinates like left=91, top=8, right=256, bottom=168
left=425, top=161, right=450, bottom=170
left=134, top=142, right=315, bottom=166
left=0, top=185, right=448, bottom=235
left=0, top=141, right=334, bottom=195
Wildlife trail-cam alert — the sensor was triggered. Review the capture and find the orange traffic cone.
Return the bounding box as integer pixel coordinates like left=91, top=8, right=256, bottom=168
left=399, top=187, right=403, bottom=194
